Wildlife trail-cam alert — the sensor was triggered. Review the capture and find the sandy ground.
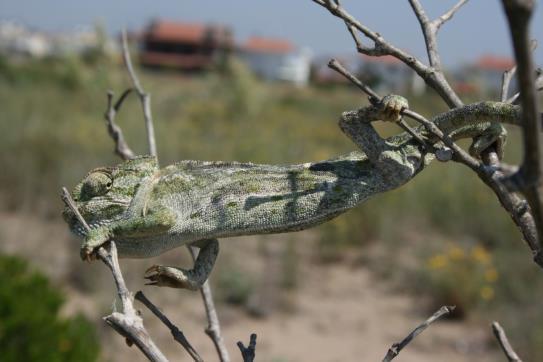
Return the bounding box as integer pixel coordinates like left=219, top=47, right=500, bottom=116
left=0, top=212, right=503, bottom=361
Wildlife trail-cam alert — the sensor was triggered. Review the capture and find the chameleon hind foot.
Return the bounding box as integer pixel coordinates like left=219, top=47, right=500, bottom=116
left=144, top=238, right=219, bottom=291
left=144, top=265, right=198, bottom=290
left=469, top=122, right=507, bottom=160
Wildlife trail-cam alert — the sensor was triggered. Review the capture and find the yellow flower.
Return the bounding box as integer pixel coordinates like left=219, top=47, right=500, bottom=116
left=485, top=268, right=499, bottom=283
left=427, top=254, right=448, bottom=270
left=448, top=246, right=465, bottom=261
left=480, top=286, right=495, bottom=301
left=471, top=246, right=491, bottom=264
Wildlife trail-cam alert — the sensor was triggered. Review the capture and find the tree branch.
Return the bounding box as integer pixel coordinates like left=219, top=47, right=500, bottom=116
left=382, top=306, right=455, bottom=362
left=60, top=188, right=168, bottom=362
left=188, top=246, right=231, bottom=362
left=135, top=291, right=203, bottom=362
left=492, top=322, right=523, bottom=362
left=121, top=29, right=157, bottom=158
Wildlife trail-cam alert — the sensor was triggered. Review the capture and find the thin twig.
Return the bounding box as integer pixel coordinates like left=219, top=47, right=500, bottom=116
left=135, top=291, right=203, bottom=362
left=121, top=29, right=157, bottom=158
left=188, top=246, right=231, bottom=362
left=433, top=0, right=470, bottom=29
left=61, top=188, right=168, bottom=362
left=502, top=40, right=536, bottom=102
left=237, top=334, right=257, bottom=362
left=104, top=89, right=136, bottom=160
left=492, top=322, right=523, bottom=362
left=502, top=66, right=518, bottom=102
left=382, top=305, right=455, bottom=362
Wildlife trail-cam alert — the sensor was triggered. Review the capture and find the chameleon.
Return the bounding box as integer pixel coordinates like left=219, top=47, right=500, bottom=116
left=63, top=95, right=521, bottom=290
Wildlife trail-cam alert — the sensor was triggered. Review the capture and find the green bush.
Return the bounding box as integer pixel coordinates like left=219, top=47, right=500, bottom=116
left=0, top=254, right=99, bottom=362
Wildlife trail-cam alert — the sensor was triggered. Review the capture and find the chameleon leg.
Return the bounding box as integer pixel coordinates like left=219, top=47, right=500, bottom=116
left=144, top=238, right=219, bottom=290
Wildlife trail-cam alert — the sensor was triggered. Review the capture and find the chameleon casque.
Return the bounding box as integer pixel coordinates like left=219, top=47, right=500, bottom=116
left=63, top=95, right=521, bottom=290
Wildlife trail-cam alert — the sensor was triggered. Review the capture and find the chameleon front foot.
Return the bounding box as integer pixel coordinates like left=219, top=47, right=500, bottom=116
left=80, top=226, right=112, bottom=262
left=380, top=94, right=409, bottom=122
left=144, top=265, right=201, bottom=290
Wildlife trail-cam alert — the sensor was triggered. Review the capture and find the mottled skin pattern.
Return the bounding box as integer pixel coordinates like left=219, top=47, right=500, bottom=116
left=63, top=96, right=519, bottom=290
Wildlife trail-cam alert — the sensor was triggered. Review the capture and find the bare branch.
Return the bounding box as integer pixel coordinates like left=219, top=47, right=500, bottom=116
left=135, top=291, right=203, bottom=362
left=312, top=0, right=463, bottom=107
left=61, top=188, right=168, bottom=362
left=492, top=322, right=523, bottom=362
left=501, top=0, right=543, bottom=247
left=433, top=0, right=470, bottom=29
left=104, top=89, right=136, bottom=160
left=382, top=305, right=454, bottom=362
left=188, top=246, right=231, bottom=362
left=237, top=334, right=257, bottom=362
left=121, top=29, right=157, bottom=158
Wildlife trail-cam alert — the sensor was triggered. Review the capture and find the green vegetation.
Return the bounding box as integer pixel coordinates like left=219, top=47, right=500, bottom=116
left=1, top=55, right=541, bottom=358
left=0, top=254, right=99, bottom=362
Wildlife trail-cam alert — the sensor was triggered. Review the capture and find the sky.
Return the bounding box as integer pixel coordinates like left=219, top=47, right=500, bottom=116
left=1, top=0, right=542, bottom=66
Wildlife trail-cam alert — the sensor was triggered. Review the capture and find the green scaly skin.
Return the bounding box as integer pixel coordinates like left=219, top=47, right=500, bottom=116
left=62, top=96, right=520, bottom=290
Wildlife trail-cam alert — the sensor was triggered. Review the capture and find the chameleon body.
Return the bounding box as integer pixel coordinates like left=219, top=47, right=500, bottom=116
left=63, top=96, right=519, bottom=289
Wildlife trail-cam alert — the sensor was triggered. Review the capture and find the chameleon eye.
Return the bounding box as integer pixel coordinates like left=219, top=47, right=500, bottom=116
left=81, top=172, right=113, bottom=199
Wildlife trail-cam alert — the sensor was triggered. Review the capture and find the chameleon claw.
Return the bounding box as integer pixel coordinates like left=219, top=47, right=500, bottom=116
left=144, top=264, right=195, bottom=289
left=381, top=94, right=409, bottom=122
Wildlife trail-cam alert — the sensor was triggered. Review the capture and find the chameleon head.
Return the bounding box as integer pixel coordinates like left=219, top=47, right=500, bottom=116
left=62, top=156, right=159, bottom=237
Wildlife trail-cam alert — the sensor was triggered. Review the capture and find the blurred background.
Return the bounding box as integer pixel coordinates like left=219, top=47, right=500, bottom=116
left=1, top=1, right=543, bottom=361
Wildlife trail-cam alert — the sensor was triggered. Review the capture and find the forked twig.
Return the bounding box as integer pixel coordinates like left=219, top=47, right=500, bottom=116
left=121, top=29, right=157, bottom=158
left=105, top=89, right=135, bottom=160
left=382, top=305, right=455, bottom=362
left=237, top=334, right=257, bottom=362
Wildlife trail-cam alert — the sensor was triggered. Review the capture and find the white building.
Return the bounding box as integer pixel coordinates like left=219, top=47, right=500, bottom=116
left=358, top=54, right=424, bottom=95
left=239, top=36, right=311, bottom=87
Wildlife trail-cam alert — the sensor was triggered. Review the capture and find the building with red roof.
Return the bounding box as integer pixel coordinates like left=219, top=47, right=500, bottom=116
left=455, top=55, right=516, bottom=96
left=140, top=20, right=233, bottom=71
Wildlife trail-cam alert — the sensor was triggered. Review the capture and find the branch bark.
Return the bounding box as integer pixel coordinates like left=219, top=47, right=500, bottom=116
left=501, top=0, right=543, bottom=245
left=492, top=322, right=523, bottom=362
